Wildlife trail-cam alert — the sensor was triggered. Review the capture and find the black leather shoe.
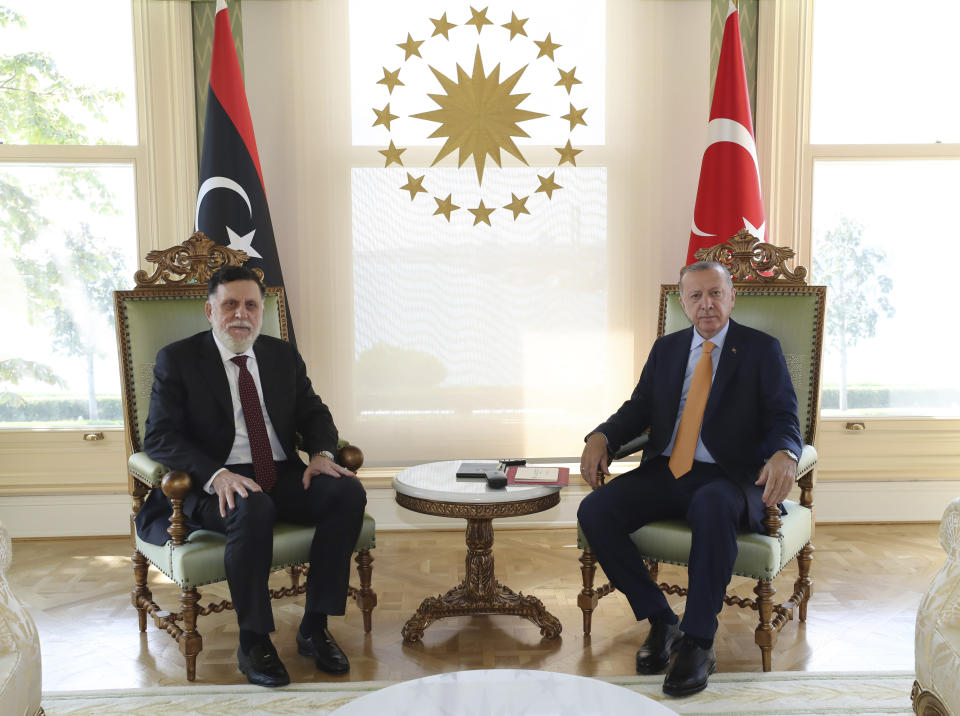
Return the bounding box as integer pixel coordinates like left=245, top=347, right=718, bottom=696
left=297, top=627, right=350, bottom=674
left=635, top=621, right=681, bottom=674
left=662, top=639, right=716, bottom=697
left=237, top=642, right=291, bottom=687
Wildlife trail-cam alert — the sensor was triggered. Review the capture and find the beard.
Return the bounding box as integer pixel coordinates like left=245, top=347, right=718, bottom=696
left=213, top=320, right=261, bottom=354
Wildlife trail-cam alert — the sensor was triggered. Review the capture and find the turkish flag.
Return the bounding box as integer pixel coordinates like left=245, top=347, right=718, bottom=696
left=196, top=0, right=295, bottom=344
left=686, top=1, right=765, bottom=265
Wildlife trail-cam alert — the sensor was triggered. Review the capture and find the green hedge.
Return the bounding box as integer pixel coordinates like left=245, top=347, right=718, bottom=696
left=0, top=396, right=123, bottom=423
left=820, top=386, right=960, bottom=410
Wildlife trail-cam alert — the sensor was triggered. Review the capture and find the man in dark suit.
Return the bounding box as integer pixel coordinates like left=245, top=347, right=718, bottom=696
left=577, top=261, right=801, bottom=697
left=136, top=265, right=366, bottom=687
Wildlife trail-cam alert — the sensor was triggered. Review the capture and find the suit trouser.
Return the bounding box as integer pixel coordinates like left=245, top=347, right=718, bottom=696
left=195, top=461, right=367, bottom=634
left=576, top=456, right=746, bottom=641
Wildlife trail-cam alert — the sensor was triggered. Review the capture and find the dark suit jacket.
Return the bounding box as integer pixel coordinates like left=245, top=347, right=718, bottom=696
left=592, top=319, right=802, bottom=532
left=135, top=330, right=339, bottom=545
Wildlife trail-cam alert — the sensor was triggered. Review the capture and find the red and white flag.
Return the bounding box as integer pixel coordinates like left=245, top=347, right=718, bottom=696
left=686, top=0, right=765, bottom=265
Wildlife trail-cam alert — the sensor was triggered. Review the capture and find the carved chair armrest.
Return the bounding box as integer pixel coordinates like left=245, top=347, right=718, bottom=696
left=160, top=470, right=191, bottom=546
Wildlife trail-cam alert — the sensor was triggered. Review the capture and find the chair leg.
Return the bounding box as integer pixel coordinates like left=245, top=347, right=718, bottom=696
left=754, top=580, right=776, bottom=672
left=578, top=549, right=600, bottom=636
left=131, top=549, right=151, bottom=632
left=178, top=588, right=203, bottom=682
left=354, top=549, right=377, bottom=633
left=795, top=542, right=814, bottom=622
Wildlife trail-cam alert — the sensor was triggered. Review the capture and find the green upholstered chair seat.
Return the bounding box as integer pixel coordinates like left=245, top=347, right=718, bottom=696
left=135, top=514, right=377, bottom=590
left=577, top=499, right=811, bottom=581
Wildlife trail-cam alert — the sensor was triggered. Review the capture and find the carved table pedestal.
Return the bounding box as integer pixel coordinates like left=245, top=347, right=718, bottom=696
left=393, top=460, right=563, bottom=642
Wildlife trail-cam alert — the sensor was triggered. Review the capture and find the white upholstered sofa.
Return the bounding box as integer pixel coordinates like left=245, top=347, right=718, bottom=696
left=913, top=497, right=960, bottom=716
left=0, top=520, right=42, bottom=716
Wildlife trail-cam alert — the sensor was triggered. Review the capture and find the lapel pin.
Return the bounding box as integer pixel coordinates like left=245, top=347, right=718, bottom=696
left=731, top=347, right=737, bottom=354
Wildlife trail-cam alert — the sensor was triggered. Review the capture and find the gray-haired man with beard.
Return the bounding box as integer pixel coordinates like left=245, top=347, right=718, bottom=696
left=135, top=266, right=366, bottom=687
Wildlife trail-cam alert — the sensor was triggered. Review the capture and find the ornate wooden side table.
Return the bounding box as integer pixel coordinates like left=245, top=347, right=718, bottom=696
left=393, top=460, right=563, bottom=642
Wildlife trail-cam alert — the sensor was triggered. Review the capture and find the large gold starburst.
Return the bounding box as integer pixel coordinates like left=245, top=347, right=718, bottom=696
left=411, top=48, right=546, bottom=185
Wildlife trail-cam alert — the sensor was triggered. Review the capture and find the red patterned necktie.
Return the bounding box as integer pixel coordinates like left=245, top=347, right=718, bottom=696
left=230, top=355, right=277, bottom=492
left=669, top=340, right=716, bottom=479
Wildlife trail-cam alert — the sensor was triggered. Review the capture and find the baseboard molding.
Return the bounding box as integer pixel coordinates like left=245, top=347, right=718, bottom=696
left=2, top=480, right=958, bottom=538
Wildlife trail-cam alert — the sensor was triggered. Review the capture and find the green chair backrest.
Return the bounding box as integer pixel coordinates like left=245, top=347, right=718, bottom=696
left=114, top=286, right=286, bottom=452
left=660, top=284, right=826, bottom=446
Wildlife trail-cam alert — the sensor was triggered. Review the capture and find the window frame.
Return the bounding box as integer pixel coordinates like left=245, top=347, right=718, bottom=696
left=758, top=0, right=960, bottom=482
left=0, top=0, right=197, bottom=494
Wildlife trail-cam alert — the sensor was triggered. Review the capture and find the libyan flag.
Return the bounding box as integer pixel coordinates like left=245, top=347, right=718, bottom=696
left=196, top=0, right=296, bottom=345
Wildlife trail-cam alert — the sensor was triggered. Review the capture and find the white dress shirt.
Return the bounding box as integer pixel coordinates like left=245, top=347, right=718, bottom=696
left=204, top=332, right=287, bottom=493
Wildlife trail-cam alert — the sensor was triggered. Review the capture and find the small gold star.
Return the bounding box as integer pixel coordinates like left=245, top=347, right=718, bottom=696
left=534, top=33, right=561, bottom=60
left=377, top=67, right=404, bottom=94
left=554, top=140, right=582, bottom=166
left=372, top=103, right=399, bottom=130
left=379, top=140, right=405, bottom=167
left=430, top=12, right=457, bottom=39
left=561, top=103, right=588, bottom=130
left=501, top=12, right=528, bottom=40
left=465, top=6, right=493, bottom=34
left=468, top=199, right=495, bottom=225
left=433, top=194, right=460, bottom=221
left=536, top=172, right=563, bottom=199
left=555, top=66, right=582, bottom=94
left=503, top=193, right=530, bottom=220
left=397, top=33, right=424, bottom=60
left=400, top=173, right=427, bottom=200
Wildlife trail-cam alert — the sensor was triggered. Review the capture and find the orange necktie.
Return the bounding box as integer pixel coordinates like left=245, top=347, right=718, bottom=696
left=669, top=340, right=716, bottom=478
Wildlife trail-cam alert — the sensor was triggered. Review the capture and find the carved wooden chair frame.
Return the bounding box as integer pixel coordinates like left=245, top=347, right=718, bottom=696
left=114, top=232, right=376, bottom=680
left=577, top=230, right=826, bottom=671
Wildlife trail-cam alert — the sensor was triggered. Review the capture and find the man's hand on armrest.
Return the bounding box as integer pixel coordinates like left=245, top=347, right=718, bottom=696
left=754, top=450, right=798, bottom=507
left=580, top=433, right=611, bottom=490
left=302, top=453, right=356, bottom=489
left=211, top=470, right=262, bottom=518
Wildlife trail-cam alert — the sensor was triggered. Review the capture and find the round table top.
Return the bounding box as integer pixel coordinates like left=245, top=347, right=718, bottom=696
left=392, top=460, right=562, bottom=504
left=332, top=669, right=678, bottom=715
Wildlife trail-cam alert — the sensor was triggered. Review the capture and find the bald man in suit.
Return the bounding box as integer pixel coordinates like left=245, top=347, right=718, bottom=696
left=578, top=261, right=801, bottom=697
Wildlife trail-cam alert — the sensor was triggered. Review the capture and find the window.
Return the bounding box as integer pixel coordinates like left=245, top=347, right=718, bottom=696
left=0, top=0, right=138, bottom=427
left=346, top=1, right=612, bottom=462
left=808, top=0, right=960, bottom=417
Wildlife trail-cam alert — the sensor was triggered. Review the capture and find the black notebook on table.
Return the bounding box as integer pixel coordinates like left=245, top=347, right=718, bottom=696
left=456, top=462, right=496, bottom=479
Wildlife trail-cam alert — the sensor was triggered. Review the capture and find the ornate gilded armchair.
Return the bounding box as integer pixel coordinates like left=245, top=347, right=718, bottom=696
left=114, top=233, right=377, bottom=681
left=577, top=231, right=825, bottom=671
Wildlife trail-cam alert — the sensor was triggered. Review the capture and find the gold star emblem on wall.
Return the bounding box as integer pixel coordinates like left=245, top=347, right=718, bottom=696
left=468, top=200, right=496, bottom=225
left=536, top=172, right=562, bottom=199
left=372, top=103, right=398, bottom=129
left=396, top=33, right=424, bottom=60
left=433, top=194, right=460, bottom=221
left=412, top=48, right=545, bottom=185
left=377, top=67, right=403, bottom=94
left=400, top=173, right=427, bottom=200
left=379, top=140, right=405, bottom=167
left=534, top=33, right=561, bottom=60
left=372, top=9, right=590, bottom=227
left=430, top=12, right=457, bottom=39
left=503, top=193, right=531, bottom=219
left=465, top=6, right=493, bottom=33
left=501, top=12, right=528, bottom=39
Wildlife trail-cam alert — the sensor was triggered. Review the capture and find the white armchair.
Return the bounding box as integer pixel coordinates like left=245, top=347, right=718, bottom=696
left=0, top=521, right=42, bottom=716
left=913, top=497, right=960, bottom=715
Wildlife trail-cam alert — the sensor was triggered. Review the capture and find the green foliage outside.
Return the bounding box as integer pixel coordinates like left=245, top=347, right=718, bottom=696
left=812, top=217, right=894, bottom=411
left=0, top=5, right=129, bottom=423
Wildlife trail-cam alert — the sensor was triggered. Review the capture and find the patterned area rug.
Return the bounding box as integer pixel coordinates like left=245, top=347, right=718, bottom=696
left=41, top=670, right=916, bottom=715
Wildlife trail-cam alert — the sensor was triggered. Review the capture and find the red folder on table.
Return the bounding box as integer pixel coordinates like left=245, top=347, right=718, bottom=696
left=505, top=466, right=569, bottom=486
